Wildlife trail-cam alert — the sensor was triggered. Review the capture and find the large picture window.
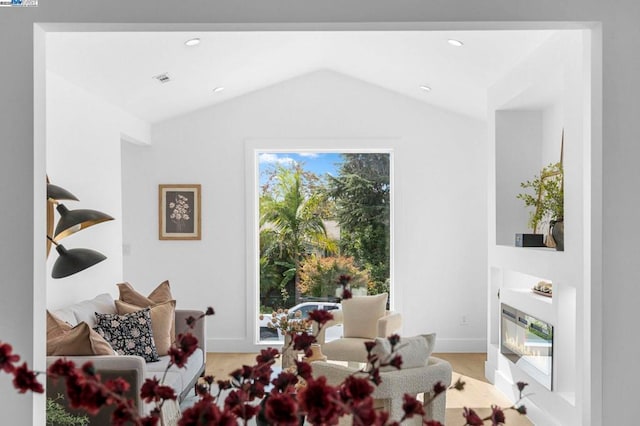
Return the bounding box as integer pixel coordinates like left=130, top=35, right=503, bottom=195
left=257, top=151, right=391, bottom=342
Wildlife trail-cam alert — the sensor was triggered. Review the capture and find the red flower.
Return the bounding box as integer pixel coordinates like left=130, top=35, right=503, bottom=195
left=401, top=394, right=425, bottom=419
left=387, top=354, right=403, bottom=370
left=293, top=333, right=316, bottom=354
left=12, top=362, right=44, bottom=394
left=224, top=389, right=260, bottom=420
left=168, top=347, right=190, bottom=368
left=387, top=334, right=400, bottom=348
left=463, top=407, right=485, bottom=426
left=256, top=347, right=279, bottom=364
left=179, top=395, right=237, bottom=426
left=515, top=404, right=527, bottom=415
left=298, top=376, right=341, bottom=425
left=433, top=381, right=447, bottom=395
left=308, top=309, right=334, bottom=326
left=264, top=393, right=300, bottom=425
left=105, top=377, right=130, bottom=396
left=341, top=288, right=353, bottom=300
left=66, top=377, right=109, bottom=414
left=364, top=341, right=377, bottom=354
left=111, top=401, right=137, bottom=426
left=490, top=404, right=506, bottom=425
left=141, top=377, right=177, bottom=403
left=425, top=421, right=444, bottom=426
left=350, top=398, right=378, bottom=425
left=271, top=370, right=298, bottom=392
left=47, top=358, right=77, bottom=379
left=178, top=333, right=199, bottom=356
left=340, top=376, right=374, bottom=402
left=295, top=360, right=313, bottom=381
left=0, top=342, right=20, bottom=373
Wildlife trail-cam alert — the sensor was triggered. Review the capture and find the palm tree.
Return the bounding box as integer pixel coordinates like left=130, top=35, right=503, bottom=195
left=260, top=164, right=337, bottom=304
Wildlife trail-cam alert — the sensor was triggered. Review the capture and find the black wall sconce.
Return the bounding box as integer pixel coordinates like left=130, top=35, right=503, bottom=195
left=47, top=179, right=114, bottom=279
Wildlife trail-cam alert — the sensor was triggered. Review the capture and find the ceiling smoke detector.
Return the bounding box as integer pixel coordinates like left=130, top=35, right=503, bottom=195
left=153, top=73, right=171, bottom=84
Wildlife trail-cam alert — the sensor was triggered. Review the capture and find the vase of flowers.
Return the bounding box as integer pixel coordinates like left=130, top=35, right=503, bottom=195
left=260, top=308, right=312, bottom=369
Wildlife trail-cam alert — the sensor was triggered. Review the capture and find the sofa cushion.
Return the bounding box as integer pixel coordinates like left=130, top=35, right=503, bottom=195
left=94, top=308, right=159, bottom=362
left=342, top=293, right=388, bottom=339
left=145, top=348, right=204, bottom=399
left=115, top=299, right=176, bottom=356
left=51, top=293, right=116, bottom=328
left=117, top=281, right=175, bottom=345
left=47, top=321, right=115, bottom=356
left=47, top=310, right=72, bottom=339
left=371, top=334, right=435, bottom=372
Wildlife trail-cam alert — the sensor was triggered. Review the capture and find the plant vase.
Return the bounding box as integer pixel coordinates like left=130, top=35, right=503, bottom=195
left=550, top=219, right=564, bottom=251
left=281, top=334, right=297, bottom=369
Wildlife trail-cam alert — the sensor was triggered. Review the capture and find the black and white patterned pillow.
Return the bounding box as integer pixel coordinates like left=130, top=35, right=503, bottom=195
left=94, top=307, right=159, bottom=362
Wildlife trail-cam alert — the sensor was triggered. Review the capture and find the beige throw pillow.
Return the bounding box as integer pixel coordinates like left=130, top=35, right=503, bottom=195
left=47, top=310, right=72, bottom=339
left=47, top=321, right=114, bottom=356
left=342, top=293, right=388, bottom=339
left=117, top=280, right=175, bottom=347
left=115, top=299, right=176, bottom=356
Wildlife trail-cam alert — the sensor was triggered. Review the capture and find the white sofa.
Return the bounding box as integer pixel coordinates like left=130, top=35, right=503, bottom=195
left=46, top=293, right=206, bottom=424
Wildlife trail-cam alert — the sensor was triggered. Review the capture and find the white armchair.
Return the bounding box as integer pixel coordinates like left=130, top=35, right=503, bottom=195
left=311, top=334, right=452, bottom=425
left=315, top=293, right=402, bottom=364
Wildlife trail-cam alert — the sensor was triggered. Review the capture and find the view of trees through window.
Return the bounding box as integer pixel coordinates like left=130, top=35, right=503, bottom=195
left=258, top=152, right=391, bottom=330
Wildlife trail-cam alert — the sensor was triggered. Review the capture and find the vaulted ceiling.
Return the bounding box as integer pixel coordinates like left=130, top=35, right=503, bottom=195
left=46, top=30, right=556, bottom=123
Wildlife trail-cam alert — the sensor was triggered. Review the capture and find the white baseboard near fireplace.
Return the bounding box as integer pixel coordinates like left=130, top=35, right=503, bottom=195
left=434, top=337, right=486, bottom=353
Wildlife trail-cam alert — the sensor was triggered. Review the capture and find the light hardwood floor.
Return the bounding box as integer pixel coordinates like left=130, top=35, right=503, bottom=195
left=205, top=352, right=532, bottom=425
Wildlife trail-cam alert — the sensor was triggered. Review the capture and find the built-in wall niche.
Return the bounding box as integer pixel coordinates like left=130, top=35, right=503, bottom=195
left=495, top=109, right=564, bottom=249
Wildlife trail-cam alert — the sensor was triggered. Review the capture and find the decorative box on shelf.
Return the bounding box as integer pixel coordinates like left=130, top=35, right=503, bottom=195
left=515, top=233, right=545, bottom=247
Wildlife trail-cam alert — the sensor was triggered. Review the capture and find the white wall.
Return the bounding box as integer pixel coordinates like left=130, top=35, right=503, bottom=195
left=122, top=70, right=487, bottom=353
left=488, top=31, right=589, bottom=425
left=46, top=71, right=150, bottom=309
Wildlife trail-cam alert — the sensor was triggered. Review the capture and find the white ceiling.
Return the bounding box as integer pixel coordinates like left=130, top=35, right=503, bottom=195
left=46, top=30, right=556, bottom=123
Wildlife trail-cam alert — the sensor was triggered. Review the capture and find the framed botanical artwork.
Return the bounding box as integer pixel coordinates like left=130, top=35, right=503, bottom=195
left=158, top=184, right=201, bottom=240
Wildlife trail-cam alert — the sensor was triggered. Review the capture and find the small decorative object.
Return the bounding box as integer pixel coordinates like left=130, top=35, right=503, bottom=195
left=516, top=131, right=564, bottom=250
left=532, top=281, right=553, bottom=297
left=302, top=343, right=327, bottom=363
left=159, top=184, right=201, bottom=240
left=260, top=308, right=311, bottom=369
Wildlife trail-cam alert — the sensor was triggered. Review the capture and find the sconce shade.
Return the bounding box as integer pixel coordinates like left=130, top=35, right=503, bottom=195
left=54, top=204, right=114, bottom=241
left=52, top=244, right=107, bottom=279
left=47, top=184, right=79, bottom=201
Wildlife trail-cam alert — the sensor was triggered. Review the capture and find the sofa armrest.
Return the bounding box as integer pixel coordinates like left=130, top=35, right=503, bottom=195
left=377, top=311, right=402, bottom=337
left=46, top=355, right=147, bottom=417
left=175, top=309, right=206, bottom=353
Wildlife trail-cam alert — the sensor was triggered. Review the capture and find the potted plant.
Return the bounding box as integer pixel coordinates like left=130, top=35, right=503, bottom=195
left=516, top=162, right=564, bottom=250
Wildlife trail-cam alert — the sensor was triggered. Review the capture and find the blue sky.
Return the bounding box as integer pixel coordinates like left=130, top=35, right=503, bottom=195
left=258, top=152, right=343, bottom=185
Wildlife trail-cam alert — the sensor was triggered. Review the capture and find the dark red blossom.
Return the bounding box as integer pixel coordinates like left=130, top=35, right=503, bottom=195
left=47, top=358, right=77, bottom=378
left=140, top=413, right=160, bottom=426
left=177, top=333, right=199, bottom=356
left=185, top=316, right=197, bottom=327
left=179, top=395, right=237, bottom=426
left=338, top=274, right=352, bottom=285
left=111, top=401, right=137, bottom=426
left=298, top=376, right=341, bottom=425
left=264, top=393, right=300, bottom=425
left=453, top=377, right=466, bottom=391
left=516, top=381, right=528, bottom=392
left=12, top=362, right=44, bottom=394
left=490, top=404, right=506, bottom=424
left=257, top=347, right=279, bottom=364
left=350, top=398, right=377, bottom=425
left=168, top=347, right=190, bottom=368
left=224, top=389, right=260, bottom=420
left=387, top=354, right=403, bottom=370
left=105, top=377, right=130, bottom=396
left=425, top=421, right=444, bottom=426
left=308, top=309, right=334, bottom=326
left=82, top=362, right=97, bottom=377
left=293, top=333, right=316, bottom=354
left=387, top=334, right=400, bottom=348
left=463, top=407, right=484, bottom=426
left=295, top=360, right=313, bottom=381
left=66, top=378, right=109, bottom=414
left=205, top=307, right=215, bottom=316
left=271, top=370, right=298, bottom=392
left=340, top=376, right=374, bottom=402
left=0, top=342, right=20, bottom=373
left=516, top=404, right=527, bottom=415
left=341, top=288, right=353, bottom=300
left=433, top=381, right=447, bottom=395
left=364, top=341, right=377, bottom=354
left=401, top=393, right=425, bottom=419
left=141, top=377, right=177, bottom=403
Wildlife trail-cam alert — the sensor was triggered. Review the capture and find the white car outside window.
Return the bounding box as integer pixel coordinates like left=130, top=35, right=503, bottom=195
left=259, top=302, right=342, bottom=342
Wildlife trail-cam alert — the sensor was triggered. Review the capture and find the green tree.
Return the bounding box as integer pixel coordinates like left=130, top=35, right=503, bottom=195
left=327, top=153, right=390, bottom=293
left=260, top=164, right=337, bottom=305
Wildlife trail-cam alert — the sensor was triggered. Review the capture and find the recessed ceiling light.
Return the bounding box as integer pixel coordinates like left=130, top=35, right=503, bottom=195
left=185, top=38, right=201, bottom=47
left=153, top=73, right=171, bottom=84
left=212, top=87, right=225, bottom=93
left=448, top=39, right=464, bottom=47
left=419, top=85, right=432, bottom=92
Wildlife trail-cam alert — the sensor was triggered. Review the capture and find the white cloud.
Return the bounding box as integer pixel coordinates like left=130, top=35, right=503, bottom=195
left=258, top=153, right=296, bottom=165
left=298, top=152, right=319, bottom=158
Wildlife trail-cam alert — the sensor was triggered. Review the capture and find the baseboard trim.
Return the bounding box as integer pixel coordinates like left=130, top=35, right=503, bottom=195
left=434, top=338, right=487, bottom=353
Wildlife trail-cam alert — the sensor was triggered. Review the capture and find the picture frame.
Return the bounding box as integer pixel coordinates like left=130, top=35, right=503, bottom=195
left=158, top=184, right=201, bottom=240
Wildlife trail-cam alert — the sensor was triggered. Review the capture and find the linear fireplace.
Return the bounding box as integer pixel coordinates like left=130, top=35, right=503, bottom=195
left=501, top=303, right=553, bottom=390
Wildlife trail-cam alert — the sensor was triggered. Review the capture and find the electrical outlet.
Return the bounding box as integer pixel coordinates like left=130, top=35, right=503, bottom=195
left=460, top=315, right=469, bottom=326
